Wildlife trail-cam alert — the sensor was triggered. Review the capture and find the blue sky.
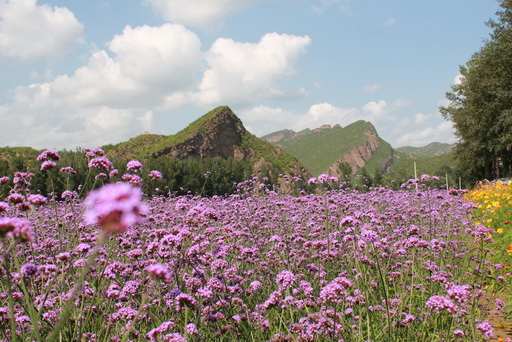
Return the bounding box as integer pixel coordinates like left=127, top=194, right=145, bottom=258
left=0, top=0, right=498, bottom=150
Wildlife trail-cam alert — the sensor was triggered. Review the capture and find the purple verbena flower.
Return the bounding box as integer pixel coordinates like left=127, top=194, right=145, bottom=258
left=28, top=194, right=47, bottom=205
left=148, top=170, right=163, bottom=180
left=83, top=182, right=147, bottom=234
left=0, top=201, right=10, bottom=212
left=476, top=319, right=493, bottom=338
left=276, top=270, right=297, bottom=291
left=0, top=217, right=33, bottom=243
left=126, top=160, right=143, bottom=173
left=425, top=295, right=458, bottom=314
left=20, top=263, right=39, bottom=278
left=40, top=160, right=57, bottom=171
left=60, top=166, right=76, bottom=175
left=88, top=157, right=114, bottom=171
left=145, top=263, right=173, bottom=282
left=36, top=149, right=60, bottom=162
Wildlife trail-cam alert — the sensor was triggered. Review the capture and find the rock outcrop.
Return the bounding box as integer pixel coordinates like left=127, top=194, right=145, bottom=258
left=262, top=121, right=394, bottom=177
left=150, top=106, right=309, bottom=179
left=327, top=130, right=381, bottom=175
left=152, top=107, right=247, bottom=160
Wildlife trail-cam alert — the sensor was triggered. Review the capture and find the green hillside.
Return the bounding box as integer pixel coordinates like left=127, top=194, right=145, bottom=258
left=396, top=142, right=454, bottom=158
left=267, top=121, right=384, bottom=176
left=385, top=151, right=460, bottom=186
left=361, top=138, right=393, bottom=173
left=101, top=106, right=308, bottom=180
left=240, top=133, right=300, bottom=173
left=104, top=106, right=232, bottom=160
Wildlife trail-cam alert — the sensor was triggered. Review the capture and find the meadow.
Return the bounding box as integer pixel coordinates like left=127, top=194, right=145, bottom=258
left=0, top=150, right=510, bottom=341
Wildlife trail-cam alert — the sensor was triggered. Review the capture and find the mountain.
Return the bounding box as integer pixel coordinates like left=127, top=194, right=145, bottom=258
left=261, top=121, right=393, bottom=177
left=104, top=106, right=309, bottom=179
left=396, top=142, right=454, bottom=158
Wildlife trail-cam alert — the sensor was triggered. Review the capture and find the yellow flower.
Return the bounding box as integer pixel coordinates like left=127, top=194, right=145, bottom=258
left=497, top=228, right=504, bottom=234
left=506, top=243, right=512, bottom=254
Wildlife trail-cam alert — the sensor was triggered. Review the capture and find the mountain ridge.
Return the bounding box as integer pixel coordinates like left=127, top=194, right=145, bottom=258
left=396, top=142, right=454, bottom=158
left=261, top=121, right=394, bottom=177
left=104, top=106, right=310, bottom=179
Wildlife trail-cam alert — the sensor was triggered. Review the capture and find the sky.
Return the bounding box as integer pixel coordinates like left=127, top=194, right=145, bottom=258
left=0, top=0, right=499, bottom=150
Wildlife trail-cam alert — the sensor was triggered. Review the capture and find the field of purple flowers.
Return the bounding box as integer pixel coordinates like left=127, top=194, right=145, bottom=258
left=0, top=150, right=509, bottom=341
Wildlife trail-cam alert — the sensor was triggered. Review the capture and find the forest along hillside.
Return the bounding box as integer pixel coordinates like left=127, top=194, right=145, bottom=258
left=261, top=121, right=393, bottom=178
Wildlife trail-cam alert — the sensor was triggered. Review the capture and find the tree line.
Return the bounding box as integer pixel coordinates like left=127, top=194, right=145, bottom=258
left=0, top=147, right=254, bottom=198
left=440, top=0, right=512, bottom=183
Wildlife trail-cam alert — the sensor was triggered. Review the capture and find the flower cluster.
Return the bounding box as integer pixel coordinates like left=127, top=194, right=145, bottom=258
left=83, top=182, right=147, bottom=234
left=0, top=168, right=507, bottom=341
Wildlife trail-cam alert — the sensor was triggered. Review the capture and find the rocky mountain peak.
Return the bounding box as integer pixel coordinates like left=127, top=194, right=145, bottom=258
left=152, top=106, right=247, bottom=160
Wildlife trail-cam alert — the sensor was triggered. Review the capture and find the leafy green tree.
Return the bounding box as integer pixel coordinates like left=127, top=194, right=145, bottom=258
left=372, top=168, right=384, bottom=187
left=440, top=0, right=512, bottom=182
left=338, top=162, right=353, bottom=182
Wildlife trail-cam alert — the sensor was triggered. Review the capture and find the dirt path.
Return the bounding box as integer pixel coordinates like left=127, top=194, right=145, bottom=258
left=488, top=313, right=512, bottom=341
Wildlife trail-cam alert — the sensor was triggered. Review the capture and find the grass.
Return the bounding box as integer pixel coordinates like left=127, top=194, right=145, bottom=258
left=270, top=121, right=381, bottom=176
left=0, top=166, right=509, bottom=341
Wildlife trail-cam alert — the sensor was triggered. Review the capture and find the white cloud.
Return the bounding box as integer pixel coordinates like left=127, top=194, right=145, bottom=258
left=240, top=106, right=296, bottom=136
left=414, top=113, right=431, bottom=125
left=241, top=100, right=455, bottom=147
left=362, top=100, right=388, bottom=120
left=195, top=32, right=311, bottom=107
left=144, top=0, right=263, bottom=30
left=40, top=23, right=202, bottom=109
left=108, top=24, right=203, bottom=89
left=241, top=100, right=394, bottom=137
left=0, top=23, right=203, bottom=149
left=454, top=73, right=464, bottom=85
left=0, top=24, right=314, bottom=149
left=394, top=121, right=456, bottom=147
left=0, top=0, right=84, bottom=61
left=362, top=84, right=381, bottom=93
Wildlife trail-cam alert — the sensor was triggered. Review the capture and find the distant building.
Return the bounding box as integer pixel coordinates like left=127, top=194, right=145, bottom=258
left=143, top=131, right=150, bottom=135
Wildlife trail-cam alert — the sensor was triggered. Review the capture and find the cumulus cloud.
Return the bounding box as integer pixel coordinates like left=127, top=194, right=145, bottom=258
left=0, top=83, right=154, bottom=149
left=241, top=100, right=395, bottom=137
left=26, top=23, right=202, bottom=109
left=414, top=113, right=431, bottom=125
left=240, top=106, right=296, bottom=136
left=454, top=74, right=464, bottom=85
left=0, top=23, right=204, bottom=149
left=195, top=32, right=311, bottom=107
left=0, top=0, right=84, bottom=61
left=0, top=24, right=314, bottom=149
left=242, top=100, right=454, bottom=147
left=394, top=121, right=456, bottom=147
left=144, top=0, right=263, bottom=30
left=362, top=84, right=381, bottom=93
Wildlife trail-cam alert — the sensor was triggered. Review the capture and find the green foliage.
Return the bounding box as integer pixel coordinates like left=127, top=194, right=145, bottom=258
left=271, top=121, right=380, bottom=176
left=440, top=0, right=512, bottom=182
left=0, top=150, right=254, bottom=198
left=361, top=138, right=393, bottom=174
left=385, top=151, right=463, bottom=188
left=105, top=106, right=233, bottom=160
left=103, top=134, right=168, bottom=160
left=396, top=142, right=454, bottom=158
left=240, top=133, right=299, bottom=175
left=143, top=156, right=252, bottom=196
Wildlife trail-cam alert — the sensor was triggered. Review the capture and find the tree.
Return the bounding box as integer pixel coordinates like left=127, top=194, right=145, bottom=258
left=337, top=161, right=353, bottom=182
left=440, top=0, right=512, bottom=182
